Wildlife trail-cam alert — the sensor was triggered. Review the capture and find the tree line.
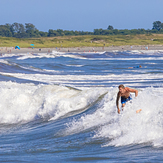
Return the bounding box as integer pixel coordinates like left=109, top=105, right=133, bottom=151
left=0, top=21, right=163, bottom=38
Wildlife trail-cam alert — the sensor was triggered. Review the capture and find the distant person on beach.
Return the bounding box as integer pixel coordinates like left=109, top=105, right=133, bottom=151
left=116, top=84, right=141, bottom=114
left=128, top=65, right=142, bottom=69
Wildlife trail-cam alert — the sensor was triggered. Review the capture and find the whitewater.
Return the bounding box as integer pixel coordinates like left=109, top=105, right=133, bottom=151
left=0, top=50, right=163, bottom=162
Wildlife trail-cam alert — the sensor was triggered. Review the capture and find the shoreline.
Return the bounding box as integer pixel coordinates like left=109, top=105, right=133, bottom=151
left=1, top=45, right=163, bottom=53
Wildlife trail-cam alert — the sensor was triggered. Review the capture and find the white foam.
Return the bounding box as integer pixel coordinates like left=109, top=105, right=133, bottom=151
left=1, top=50, right=163, bottom=61
left=65, top=87, right=163, bottom=147
left=0, top=59, right=11, bottom=65
left=0, top=72, right=163, bottom=88
left=126, top=50, right=163, bottom=55
left=51, top=50, right=65, bottom=55
left=49, top=87, right=108, bottom=121
left=86, top=57, right=163, bottom=61
left=66, top=64, right=83, bottom=67
left=16, top=53, right=56, bottom=60
left=0, top=81, right=107, bottom=124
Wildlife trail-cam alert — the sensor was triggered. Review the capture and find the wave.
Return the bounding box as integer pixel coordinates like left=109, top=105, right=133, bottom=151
left=1, top=72, right=163, bottom=88
left=0, top=59, right=46, bottom=75
left=0, top=52, right=58, bottom=60
left=0, top=81, right=107, bottom=124
left=64, top=87, right=163, bottom=147
left=1, top=50, right=163, bottom=61
left=74, top=57, right=163, bottom=61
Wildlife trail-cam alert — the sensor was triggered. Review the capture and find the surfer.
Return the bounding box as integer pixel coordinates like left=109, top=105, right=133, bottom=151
left=128, top=65, right=142, bottom=69
left=116, top=84, right=141, bottom=114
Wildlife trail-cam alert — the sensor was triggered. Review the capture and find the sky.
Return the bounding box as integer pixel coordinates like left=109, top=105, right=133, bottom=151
left=0, top=0, right=163, bottom=32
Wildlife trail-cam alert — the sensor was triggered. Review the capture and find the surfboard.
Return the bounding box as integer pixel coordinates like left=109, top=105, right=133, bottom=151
left=136, top=109, right=142, bottom=113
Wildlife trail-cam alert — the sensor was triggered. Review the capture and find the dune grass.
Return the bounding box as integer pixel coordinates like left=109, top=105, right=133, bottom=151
left=0, top=34, right=163, bottom=48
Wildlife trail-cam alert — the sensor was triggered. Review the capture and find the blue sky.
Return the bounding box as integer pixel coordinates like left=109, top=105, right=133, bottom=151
left=0, top=0, right=163, bottom=32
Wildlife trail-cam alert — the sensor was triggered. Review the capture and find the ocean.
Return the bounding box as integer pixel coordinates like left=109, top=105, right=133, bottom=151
left=0, top=50, right=163, bottom=162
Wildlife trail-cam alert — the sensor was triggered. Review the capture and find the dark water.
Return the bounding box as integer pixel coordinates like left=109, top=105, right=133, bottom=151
left=0, top=50, right=163, bottom=162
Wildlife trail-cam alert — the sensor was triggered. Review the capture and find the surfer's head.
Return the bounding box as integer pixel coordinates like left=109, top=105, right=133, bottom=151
left=118, top=84, right=125, bottom=93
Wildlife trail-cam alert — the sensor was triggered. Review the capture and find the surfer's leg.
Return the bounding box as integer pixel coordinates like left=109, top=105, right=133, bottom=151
left=121, top=103, right=125, bottom=111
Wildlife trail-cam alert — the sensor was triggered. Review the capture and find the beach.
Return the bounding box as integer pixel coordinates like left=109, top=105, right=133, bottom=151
left=1, top=45, right=163, bottom=54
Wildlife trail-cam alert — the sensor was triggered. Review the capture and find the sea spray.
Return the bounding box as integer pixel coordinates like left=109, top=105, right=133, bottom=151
left=95, top=87, right=163, bottom=147
left=65, top=87, right=163, bottom=147
left=0, top=81, right=108, bottom=124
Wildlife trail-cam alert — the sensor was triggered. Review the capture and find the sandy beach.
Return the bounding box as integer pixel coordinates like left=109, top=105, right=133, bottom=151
left=1, top=45, right=163, bottom=54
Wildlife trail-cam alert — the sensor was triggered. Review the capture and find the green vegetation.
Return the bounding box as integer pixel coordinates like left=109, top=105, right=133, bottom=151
left=0, top=21, right=163, bottom=39
left=1, top=21, right=163, bottom=48
left=1, top=34, right=163, bottom=48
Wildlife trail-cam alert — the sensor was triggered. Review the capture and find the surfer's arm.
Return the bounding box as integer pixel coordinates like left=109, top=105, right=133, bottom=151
left=116, top=92, right=120, bottom=114
left=127, top=87, right=138, bottom=97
